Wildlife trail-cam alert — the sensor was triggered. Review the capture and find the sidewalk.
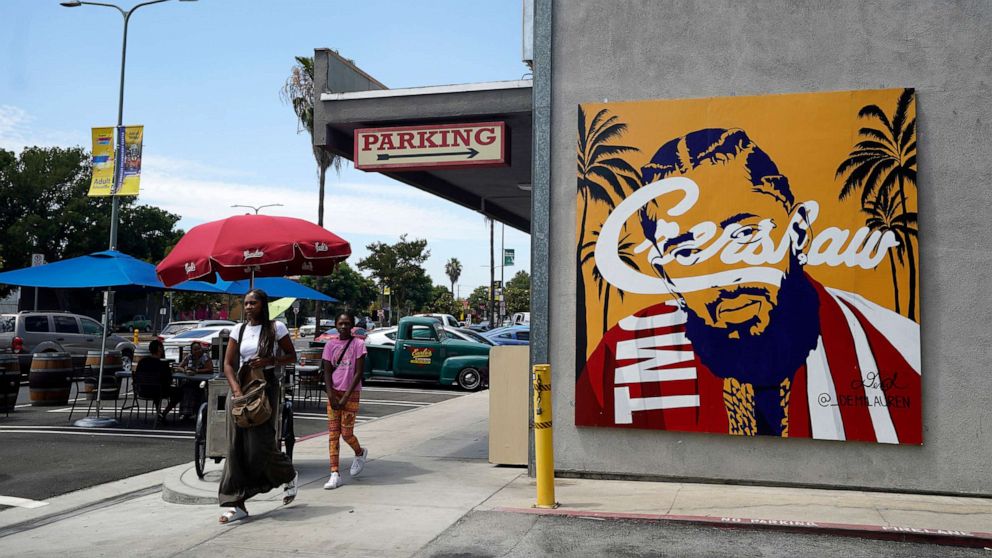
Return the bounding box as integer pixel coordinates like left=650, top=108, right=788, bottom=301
left=1, top=390, right=990, bottom=556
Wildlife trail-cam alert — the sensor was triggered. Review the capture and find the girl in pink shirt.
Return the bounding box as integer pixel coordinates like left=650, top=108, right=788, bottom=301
left=320, top=311, right=368, bottom=489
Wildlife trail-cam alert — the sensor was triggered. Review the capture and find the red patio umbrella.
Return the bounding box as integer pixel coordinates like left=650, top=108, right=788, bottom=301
left=156, top=214, right=351, bottom=287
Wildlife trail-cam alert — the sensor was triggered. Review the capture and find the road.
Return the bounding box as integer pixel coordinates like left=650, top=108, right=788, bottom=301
left=415, top=511, right=988, bottom=558
left=0, top=336, right=468, bottom=510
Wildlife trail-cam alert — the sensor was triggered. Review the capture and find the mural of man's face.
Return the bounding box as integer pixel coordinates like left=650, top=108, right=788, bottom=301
left=657, top=160, right=800, bottom=338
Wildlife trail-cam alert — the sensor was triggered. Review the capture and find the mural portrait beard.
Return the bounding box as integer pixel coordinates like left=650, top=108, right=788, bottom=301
left=679, top=254, right=821, bottom=389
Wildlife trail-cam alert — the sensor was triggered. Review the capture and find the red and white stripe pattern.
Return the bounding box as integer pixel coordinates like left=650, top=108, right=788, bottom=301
left=576, top=277, right=922, bottom=444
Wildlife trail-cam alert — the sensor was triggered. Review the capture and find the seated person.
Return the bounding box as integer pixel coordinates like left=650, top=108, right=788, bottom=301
left=132, top=340, right=181, bottom=420
left=176, top=342, right=212, bottom=419
left=179, top=342, right=214, bottom=374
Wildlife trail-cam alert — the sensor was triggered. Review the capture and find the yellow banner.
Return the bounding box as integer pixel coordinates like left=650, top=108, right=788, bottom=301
left=87, top=127, right=115, bottom=197
left=117, top=125, right=143, bottom=196
left=87, top=126, right=143, bottom=196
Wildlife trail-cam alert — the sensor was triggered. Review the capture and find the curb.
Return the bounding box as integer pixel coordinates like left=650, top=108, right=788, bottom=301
left=494, top=507, right=992, bottom=549
left=161, top=464, right=220, bottom=505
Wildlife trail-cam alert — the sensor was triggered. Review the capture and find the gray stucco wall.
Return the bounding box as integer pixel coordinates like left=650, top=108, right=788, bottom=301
left=547, top=1, right=992, bottom=495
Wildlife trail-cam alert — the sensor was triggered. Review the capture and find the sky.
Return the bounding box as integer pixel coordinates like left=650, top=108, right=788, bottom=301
left=0, top=0, right=531, bottom=298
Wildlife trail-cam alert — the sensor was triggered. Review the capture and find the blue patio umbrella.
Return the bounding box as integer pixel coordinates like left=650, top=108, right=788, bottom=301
left=0, top=250, right=223, bottom=293
left=177, top=277, right=336, bottom=301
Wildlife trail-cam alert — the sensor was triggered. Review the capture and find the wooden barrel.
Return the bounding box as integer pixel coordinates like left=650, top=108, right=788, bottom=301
left=29, top=352, right=72, bottom=406
left=0, top=354, right=20, bottom=412
left=131, top=346, right=152, bottom=370
left=83, top=350, right=122, bottom=401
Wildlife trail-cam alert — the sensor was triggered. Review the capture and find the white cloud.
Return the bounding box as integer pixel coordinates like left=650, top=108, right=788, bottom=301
left=138, top=155, right=490, bottom=242
left=0, top=105, right=84, bottom=151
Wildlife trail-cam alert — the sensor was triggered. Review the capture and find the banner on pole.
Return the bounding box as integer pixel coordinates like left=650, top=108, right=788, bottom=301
left=503, top=249, right=515, bottom=266
left=116, top=125, right=143, bottom=196
left=88, top=125, right=143, bottom=196
left=87, top=127, right=115, bottom=196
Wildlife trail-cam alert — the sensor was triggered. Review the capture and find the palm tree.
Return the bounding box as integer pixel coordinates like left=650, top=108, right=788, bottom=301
left=576, top=106, right=641, bottom=368
left=581, top=228, right=637, bottom=335
left=862, top=190, right=918, bottom=315
left=280, top=55, right=342, bottom=227
left=445, top=258, right=462, bottom=297
left=835, top=88, right=918, bottom=320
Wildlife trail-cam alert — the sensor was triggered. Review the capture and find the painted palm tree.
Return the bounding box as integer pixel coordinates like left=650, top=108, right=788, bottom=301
left=281, top=56, right=342, bottom=227
left=576, top=106, right=641, bottom=368
left=581, top=229, right=638, bottom=335
left=862, top=190, right=918, bottom=315
left=835, top=88, right=918, bottom=320
left=445, top=258, right=463, bottom=298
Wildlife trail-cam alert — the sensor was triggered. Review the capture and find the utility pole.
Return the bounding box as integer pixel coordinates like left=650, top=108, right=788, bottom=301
left=489, top=219, right=495, bottom=326
left=500, top=222, right=505, bottom=325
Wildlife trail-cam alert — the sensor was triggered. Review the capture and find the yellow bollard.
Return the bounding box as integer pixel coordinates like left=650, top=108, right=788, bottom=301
left=533, top=363, right=558, bottom=508
left=133, top=328, right=139, bottom=344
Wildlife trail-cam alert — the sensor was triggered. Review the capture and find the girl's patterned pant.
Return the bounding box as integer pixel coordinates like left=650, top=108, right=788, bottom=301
left=326, top=389, right=362, bottom=472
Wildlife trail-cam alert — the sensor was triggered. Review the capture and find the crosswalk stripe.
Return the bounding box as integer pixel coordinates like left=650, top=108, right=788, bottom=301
left=0, top=496, right=48, bottom=509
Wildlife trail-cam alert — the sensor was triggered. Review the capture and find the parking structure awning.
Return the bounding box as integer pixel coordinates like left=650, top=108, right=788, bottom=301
left=313, top=49, right=533, bottom=233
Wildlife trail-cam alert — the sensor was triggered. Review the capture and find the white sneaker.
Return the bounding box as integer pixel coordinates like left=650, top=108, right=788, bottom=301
left=350, top=448, right=368, bottom=477
left=323, top=472, right=340, bottom=490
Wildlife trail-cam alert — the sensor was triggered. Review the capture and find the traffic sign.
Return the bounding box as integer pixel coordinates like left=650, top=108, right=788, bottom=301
left=31, top=254, right=45, bottom=267
left=354, top=122, right=506, bottom=172
left=383, top=287, right=391, bottom=296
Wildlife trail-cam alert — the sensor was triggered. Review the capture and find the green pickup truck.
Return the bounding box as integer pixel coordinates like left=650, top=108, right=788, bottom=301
left=365, top=317, right=490, bottom=390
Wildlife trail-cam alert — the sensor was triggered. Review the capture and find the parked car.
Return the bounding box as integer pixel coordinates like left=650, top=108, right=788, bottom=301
left=312, top=326, right=369, bottom=346
left=483, top=325, right=530, bottom=346
left=510, top=312, right=530, bottom=326
left=365, top=317, right=491, bottom=390
left=120, top=314, right=152, bottom=332
left=158, top=320, right=236, bottom=342
left=413, top=313, right=461, bottom=328
left=0, top=311, right=136, bottom=374
left=298, top=318, right=333, bottom=338
left=366, top=325, right=494, bottom=347
left=162, top=325, right=233, bottom=364
left=467, top=321, right=491, bottom=332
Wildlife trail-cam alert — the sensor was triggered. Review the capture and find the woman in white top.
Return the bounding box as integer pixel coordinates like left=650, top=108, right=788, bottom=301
left=217, top=289, right=298, bottom=524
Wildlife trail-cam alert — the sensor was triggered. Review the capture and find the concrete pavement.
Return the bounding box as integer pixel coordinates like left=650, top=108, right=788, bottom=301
left=1, top=390, right=991, bottom=556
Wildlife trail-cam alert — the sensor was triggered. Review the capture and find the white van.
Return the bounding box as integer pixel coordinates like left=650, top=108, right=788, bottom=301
left=511, top=312, right=530, bottom=326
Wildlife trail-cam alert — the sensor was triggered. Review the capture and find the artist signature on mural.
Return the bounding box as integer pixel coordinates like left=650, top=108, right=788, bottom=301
left=850, top=371, right=906, bottom=392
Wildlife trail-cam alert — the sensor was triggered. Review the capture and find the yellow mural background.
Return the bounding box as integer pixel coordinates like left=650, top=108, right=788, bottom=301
left=578, top=88, right=919, bottom=360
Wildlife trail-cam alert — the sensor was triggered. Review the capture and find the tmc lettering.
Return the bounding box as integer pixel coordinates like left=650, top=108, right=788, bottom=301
left=363, top=127, right=497, bottom=152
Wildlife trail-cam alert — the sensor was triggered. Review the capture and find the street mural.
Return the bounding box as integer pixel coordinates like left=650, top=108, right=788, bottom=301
left=575, top=88, right=921, bottom=444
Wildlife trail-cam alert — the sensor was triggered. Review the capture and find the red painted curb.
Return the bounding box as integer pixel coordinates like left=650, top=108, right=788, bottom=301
left=494, top=507, right=992, bottom=549
left=295, top=430, right=329, bottom=442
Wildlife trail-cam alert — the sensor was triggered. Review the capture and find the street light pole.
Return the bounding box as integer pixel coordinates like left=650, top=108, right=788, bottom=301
left=62, top=0, right=195, bottom=428
left=231, top=203, right=285, bottom=215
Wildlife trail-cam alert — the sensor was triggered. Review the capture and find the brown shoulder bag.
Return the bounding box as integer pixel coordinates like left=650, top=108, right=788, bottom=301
left=230, top=324, right=273, bottom=428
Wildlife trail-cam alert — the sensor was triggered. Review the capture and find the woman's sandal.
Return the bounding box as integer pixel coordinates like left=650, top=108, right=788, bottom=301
left=219, top=507, right=248, bottom=524
left=283, top=471, right=299, bottom=505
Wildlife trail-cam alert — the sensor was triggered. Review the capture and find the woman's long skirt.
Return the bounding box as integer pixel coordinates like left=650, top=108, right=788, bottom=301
left=218, top=370, right=295, bottom=507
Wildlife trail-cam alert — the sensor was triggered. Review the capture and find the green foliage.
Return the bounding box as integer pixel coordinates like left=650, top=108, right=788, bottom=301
left=444, top=257, right=462, bottom=294
left=504, top=270, right=530, bottom=315
left=281, top=55, right=340, bottom=226
left=357, top=235, right=433, bottom=318
left=467, top=285, right=490, bottom=315
left=300, top=262, right=377, bottom=312
left=425, top=285, right=460, bottom=315
left=0, top=146, right=184, bottom=296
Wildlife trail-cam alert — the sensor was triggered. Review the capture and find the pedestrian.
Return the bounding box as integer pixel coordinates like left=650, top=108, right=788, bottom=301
left=218, top=288, right=299, bottom=524
left=321, top=311, right=369, bottom=489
